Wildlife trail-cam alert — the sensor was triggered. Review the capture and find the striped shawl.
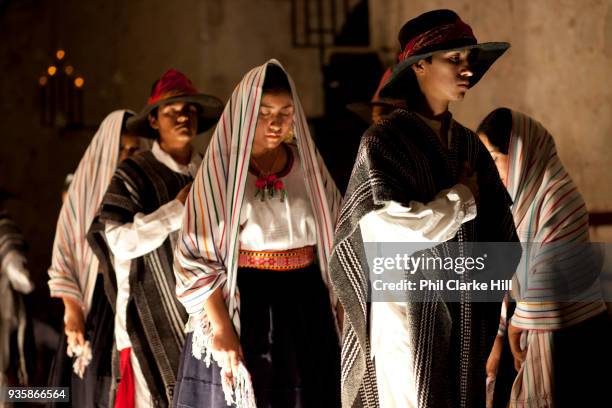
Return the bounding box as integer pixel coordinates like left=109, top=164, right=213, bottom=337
left=506, top=111, right=605, bottom=329
left=0, top=210, right=27, bottom=263
left=48, top=110, right=129, bottom=314
left=0, top=211, right=29, bottom=385
left=329, top=110, right=519, bottom=408
left=504, top=111, right=606, bottom=407
left=88, top=151, right=189, bottom=406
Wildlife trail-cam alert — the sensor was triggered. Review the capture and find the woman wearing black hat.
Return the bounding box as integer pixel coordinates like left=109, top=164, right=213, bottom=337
left=87, top=70, right=223, bottom=407
left=330, top=9, right=521, bottom=408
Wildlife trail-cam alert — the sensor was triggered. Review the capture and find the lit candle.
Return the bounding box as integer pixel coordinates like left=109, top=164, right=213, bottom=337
left=75, top=77, right=84, bottom=126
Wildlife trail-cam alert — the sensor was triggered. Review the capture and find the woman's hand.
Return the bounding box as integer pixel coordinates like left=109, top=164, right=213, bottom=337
left=204, top=287, right=245, bottom=382
left=508, top=322, right=527, bottom=371
left=486, top=334, right=504, bottom=378
left=210, top=325, right=244, bottom=382
left=176, top=182, right=193, bottom=204
left=63, top=297, right=85, bottom=353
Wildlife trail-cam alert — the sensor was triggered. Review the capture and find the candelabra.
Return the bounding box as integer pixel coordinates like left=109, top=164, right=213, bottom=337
left=38, top=49, right=85, bottom=129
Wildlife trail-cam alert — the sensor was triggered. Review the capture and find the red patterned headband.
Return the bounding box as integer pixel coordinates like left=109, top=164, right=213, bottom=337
left=398, top=19, right=475, bottom=62
left=147, top=69, right=198, bottom=106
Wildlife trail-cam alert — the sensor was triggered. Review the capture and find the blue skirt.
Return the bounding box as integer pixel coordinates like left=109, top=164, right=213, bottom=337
left=172, top=264, right=341, bottom=407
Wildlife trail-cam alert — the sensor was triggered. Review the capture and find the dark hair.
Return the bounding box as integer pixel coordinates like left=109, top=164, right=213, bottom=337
left=121, top=111, right=134, bottom=133
left=62, top=174, right=74, bottom=193
left=263, top=64, right=292, bottom=94
left=399, top=56, right=432, bottom=103
left=148, top=108, right=158, bottom=120
left=476, top=108, right=512, bottom=154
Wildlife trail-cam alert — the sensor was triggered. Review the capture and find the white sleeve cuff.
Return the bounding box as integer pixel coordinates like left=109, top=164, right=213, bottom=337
left=451, top=183, right=477, bottom=223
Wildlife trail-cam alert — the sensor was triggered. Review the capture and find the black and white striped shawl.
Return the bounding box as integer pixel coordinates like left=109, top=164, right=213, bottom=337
left=88, top=151, right=189, bottom=407
left=0, top=210, right=28, bottom=385
left=329, top=110, right=519, bottom=408
left=0, top=210, right=27, bottom=263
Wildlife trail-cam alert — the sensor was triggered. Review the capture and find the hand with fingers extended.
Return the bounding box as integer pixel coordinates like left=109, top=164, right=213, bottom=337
left=508, top=322, right=527, bottom=371
left=459, top=161, right=479, bottom=202
left=210, top=324, right=245, bottom=383
left=176, top=182, right=193, bottom=204
left=63, top=297, right=85, bottom=354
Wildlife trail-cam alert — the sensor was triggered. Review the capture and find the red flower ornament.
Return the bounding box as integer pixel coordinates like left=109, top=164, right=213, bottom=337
left=254, top=175, right=287, bottom=202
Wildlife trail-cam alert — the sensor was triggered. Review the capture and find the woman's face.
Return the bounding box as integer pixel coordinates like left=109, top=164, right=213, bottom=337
left=253, top=91, right=294, bottom=153
left=478, top=132, right=509, bottom=187
left=119, top=133, right=141, bottom=162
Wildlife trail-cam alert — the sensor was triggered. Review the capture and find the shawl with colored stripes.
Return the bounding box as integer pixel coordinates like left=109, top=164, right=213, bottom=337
left=88, top=151, right=191, bottom=406
left=48, top=110, right=129, bottom=315
left=498, top=111, right=606, bottom=408
left=329, top=110, right=519, bottom=408
left=506, top=110, right=605, bottom=330
left=173, top=59, right=341, bottom=373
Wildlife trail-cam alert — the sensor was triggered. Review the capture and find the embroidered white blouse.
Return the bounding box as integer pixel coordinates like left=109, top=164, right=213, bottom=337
left=239, top=144, right=317, bottom=251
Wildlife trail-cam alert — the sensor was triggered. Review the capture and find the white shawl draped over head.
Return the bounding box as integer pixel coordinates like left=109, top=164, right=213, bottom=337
left=174, top=59, right=341, bottom=357
left=506, top=111, right=588, bottom=242
left=506, top=110, right=605, bottom=330
left=48, top=110, right=132, bottom=315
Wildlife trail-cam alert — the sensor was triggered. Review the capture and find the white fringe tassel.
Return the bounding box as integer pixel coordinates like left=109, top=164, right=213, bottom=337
left=186, top=316, right=257, bottom=408
left=67, top=340, right=92, bottom=379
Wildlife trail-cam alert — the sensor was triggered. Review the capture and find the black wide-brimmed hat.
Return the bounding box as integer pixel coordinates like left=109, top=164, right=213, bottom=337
left=346, top=67, right=407, bottom=124
left=126, top=69, right=223, bottom=138
left=380, top=9, right=510, bottom=98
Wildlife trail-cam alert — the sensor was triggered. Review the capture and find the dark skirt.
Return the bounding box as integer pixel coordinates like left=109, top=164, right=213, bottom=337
left=47, top=275, right=114, bottom=407
left=551, top=312, right=612, bottom=407
left=173, top=264, right=341, bottom=408
left=492, top=311, right=612, bottom=408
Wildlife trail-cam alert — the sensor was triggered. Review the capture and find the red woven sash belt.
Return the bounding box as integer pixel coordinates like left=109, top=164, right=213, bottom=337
left=238, top=245, right=315, bottom=271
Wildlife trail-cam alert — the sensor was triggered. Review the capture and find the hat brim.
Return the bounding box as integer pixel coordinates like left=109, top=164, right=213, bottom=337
left=125, top=93, right=224, bottom=138
left=379, top=42, right=510, bottom=99
left=346, top=100, right=407, bottom=124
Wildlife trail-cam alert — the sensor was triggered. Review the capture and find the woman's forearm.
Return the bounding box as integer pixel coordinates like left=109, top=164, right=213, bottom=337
left=204, top=286, right=234, bottom=333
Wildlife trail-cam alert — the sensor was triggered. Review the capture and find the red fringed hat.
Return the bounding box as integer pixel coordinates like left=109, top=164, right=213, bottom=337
left=126, top=69, right=223, bottom=138
left=379, top=9, right=510, bottom=98
left=346, top=67, right=407, bottom=124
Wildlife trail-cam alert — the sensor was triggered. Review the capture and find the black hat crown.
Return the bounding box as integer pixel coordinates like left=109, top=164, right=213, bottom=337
left=399, top=10, right=465, bottom=48
left=397, top=9, right=477, bottom=63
